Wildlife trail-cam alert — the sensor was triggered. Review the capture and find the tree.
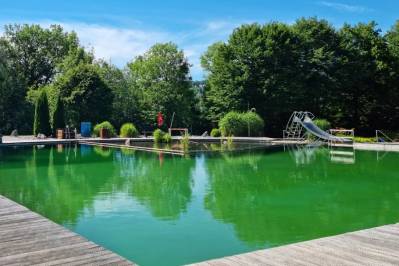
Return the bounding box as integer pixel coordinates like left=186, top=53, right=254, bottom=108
left=292, top=18, right=342, bottom=122
left=385, top=21, right=399, bottom=129
left=201, top=42, right=224, bottom=73
left=52, top=96, right=65, bottom=131
left=203, top=22, right=300, bottom=134
left=127, top=43, right=194, bottom=129
left=386, top=21, right=399, bottom=57
left=0, top=24, right=80, bottom=133
left=203, top=19, right=399, bottom=135
left=54, top=64, right=113, bottom=127
left=95, top=60, right=139, bottom=129
left=0, top=43, right=27, bottom=134
left=1, top=24, right=79, bottom=88
left=337, top=22, right=393, bottom=134
left=190, top=81, right=209, bottom=133
left=33, top=90, right=51, bottom=136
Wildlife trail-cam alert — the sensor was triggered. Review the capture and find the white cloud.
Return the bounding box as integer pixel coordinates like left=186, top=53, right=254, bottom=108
left=50, top=22, right=170, bottom=67
left=319, top=1, right=372, bottom=13
left=0, top=19, right=241, bottom=80
left=205, top=21, right=239, bottom=34
left=177, top=20, right=243, bottom=79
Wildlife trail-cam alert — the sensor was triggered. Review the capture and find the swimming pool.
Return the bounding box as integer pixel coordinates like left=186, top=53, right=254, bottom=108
left=0, top=144, right=398, bottom=265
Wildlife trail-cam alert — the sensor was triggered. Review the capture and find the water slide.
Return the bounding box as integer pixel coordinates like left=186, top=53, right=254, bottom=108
left=293, top=116, right=352, bottom=143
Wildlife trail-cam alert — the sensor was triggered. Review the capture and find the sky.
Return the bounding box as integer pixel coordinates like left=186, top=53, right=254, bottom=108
left=1, top=0, right=398, bottom=80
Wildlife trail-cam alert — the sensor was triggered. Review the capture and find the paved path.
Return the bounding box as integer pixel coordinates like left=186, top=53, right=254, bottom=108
left=0, top=195, right=135, bottom=266
left=191, top=223, right=399, bottom=266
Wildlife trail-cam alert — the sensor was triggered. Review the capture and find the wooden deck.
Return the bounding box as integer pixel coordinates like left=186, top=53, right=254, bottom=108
left=191, top=223, right=399, bottom=266
left=0, top=195, right=135, bottom=266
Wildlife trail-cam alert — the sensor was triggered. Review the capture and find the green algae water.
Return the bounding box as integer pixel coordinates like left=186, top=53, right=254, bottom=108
left=0, top=144, right=398, bottom=265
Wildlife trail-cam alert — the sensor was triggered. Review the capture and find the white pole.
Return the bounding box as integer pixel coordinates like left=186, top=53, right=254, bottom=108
left=170, top=112, right=175, bottom=130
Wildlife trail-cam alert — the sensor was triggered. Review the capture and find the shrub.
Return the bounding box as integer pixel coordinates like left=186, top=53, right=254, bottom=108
left=219, top=111, right=247, bottom=137
left=181, top=133, right=190, bottom=151
left=153, top=129, right=165, bottom=143
left=219, top=111, right=264, bottom=137
left=242, top=112, right=264, bottom=137
left=313, top=119, right=331, bottom=131
left=93, top=121, right=116, bottom=137
left=210, top=128, right=221, bottom=137
left=33, top=90, right=51, bottom=136
left=120, top=123, right=139, bottom=137
left=354, top=136, right=376, bottom=143
left=163, top=133, right=172, bottom=143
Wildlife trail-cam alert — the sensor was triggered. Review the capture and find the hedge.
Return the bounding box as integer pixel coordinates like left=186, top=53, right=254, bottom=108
left=219, top=111, right=264, bottom=137
left=242, top=112, right=264, bottom=137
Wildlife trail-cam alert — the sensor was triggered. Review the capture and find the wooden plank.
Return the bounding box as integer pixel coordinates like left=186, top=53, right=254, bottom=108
left=191, top=223, right=399, bottom=266
left=0, top=196, right=135, bottom=265
left=80, top=141, right=186, bottom=156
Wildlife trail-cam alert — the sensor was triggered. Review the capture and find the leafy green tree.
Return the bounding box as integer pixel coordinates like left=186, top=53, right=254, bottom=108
left=96, top=60, right=139, bottom=129
left=201, top=42, right=224, bottom=73
left=128, top=43, right=194, bottom=129
left=33, top=90, right=51, bottom=136
left=1, top=24, right=79, bottom=88
left=190, top=80, right=209, bottom=133
left=0, top=24, right=80, bottom=133
left=337, top=22, right=393, bottom=133
left=385, top=21, right=399, bottom=129
left=203, top=19, right=398, bottom=135
left=54, top=64, right=113, bottom=127
left=52, top=96, right=65, bottom=131
left=0, top=44, right=27, bottom=134
left=58, top=47, right=94, bottom=73
left=292, top=18, right=342, bottom=121
left=203, top=23, right=300, bottom=134
left=386, top=21, right=399, bottom=57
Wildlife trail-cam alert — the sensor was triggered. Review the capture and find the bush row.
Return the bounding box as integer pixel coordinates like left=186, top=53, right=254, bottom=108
left=87, top=116, right=333, bottom=139
left=93, top=121, right=138, bottom=137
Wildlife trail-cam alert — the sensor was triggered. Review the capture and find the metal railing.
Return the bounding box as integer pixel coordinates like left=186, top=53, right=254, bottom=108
left=375, top=130, right=393, bottom=143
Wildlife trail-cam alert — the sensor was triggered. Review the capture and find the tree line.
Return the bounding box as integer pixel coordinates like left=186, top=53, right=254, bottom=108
left=1, top=18, right=399, bottom=137
left=202, top=18, right=399, bottom=135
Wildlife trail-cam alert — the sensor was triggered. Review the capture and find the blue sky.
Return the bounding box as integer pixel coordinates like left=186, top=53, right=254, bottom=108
left=1, top=0, right=398, bottom=80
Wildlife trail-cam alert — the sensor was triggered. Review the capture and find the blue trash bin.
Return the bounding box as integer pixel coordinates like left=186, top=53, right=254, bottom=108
left=81, top=122, right=92, bottom=137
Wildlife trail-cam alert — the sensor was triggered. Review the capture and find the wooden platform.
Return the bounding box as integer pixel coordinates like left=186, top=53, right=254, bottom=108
left=191, top=223, right=399, bottom=266
left=0, top=195, right=134, bottom=266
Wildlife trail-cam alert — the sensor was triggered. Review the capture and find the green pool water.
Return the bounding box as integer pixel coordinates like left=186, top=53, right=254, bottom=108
left=0, top=144, right=398, bottom=265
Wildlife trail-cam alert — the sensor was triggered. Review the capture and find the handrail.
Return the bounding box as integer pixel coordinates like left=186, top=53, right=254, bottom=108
left=376, top=130, right=393, bottom=143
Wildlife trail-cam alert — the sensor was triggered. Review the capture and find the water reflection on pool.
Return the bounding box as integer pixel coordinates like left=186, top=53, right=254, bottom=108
left=0, top=144, right=398, bottom=265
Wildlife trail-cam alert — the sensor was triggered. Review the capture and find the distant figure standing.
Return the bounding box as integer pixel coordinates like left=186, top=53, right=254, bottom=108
left=157, top=112, right=164, bottom=128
